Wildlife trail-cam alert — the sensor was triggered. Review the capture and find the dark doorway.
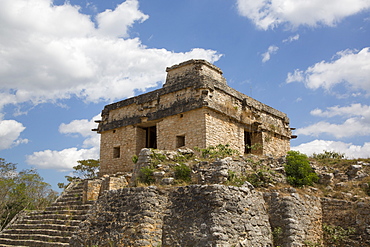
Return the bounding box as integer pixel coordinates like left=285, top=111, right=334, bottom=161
left=144, top=126, right=157, bottom=149
left=244, top=131, right=252, bottom=154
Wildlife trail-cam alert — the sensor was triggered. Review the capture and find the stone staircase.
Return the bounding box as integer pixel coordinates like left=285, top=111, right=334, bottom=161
left=0, top=181, right=94, bottom=246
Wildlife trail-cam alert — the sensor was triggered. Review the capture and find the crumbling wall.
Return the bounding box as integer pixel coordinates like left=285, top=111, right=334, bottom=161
left=70, top=185, right=273, bottom=247
left=264, top=191, right=323, bottom=247
left=321, top=198, right=370, bottom=246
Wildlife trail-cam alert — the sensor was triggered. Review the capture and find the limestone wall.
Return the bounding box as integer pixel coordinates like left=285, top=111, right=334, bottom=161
left=264, top=191, right=323, bottom=246
left=70, top=185, right=273, bottom=247
left=157, top=109, right=206, bottom=150
left=321, top=198, right=370, bottom=245
left=205, top=109, right=245, bottom=153
left=100, top=125, right=138, bottom=175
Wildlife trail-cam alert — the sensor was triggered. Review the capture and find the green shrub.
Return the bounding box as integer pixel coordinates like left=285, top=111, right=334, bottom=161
left=132, top=155, right=138, bottom=164
left=323, top=224, right=355, bottom=245
left=285, top=151, right=319, bottom=187
left=150, top=150, right=167, bottom=166
left=246, top=169, right=273, bottom=188
left=312, top=150, right=345, bottom=160
left=195, top=144, right=238, bottom=159
left=226, top=170, right=247, bottom=187
left=174, top=164, right=192, bottom=182
left=139, top=166, right=155, bottom=185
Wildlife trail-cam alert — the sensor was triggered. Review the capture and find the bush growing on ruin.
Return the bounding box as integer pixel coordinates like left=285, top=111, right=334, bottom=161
left=174, top=163, right=192, bottom=183
left=139, top=166, right=155, bottom=185
left=195, top=144, right=239, bottom=159
left=285, top=151, right=319, bottom=187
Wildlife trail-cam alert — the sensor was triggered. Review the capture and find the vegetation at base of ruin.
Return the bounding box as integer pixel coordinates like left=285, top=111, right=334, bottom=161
left=312, top=150, right=346, bottom=160
left=246, top=169, right=274, bottom=188
left=150, top=150, right=167, bottom=166
left=132, top=155, right=138, bottom=164
left=285, top=151, right=319, bottom=187
left=58, top=159, right=100, bottom=189
left=0, top=158, right=58, bottom=230
left=302, top=240, right=321, bottom=247
left=194, top=144, right=239, bottom=159
left=323, top=223, right=355, bottom=246
left=174, top=163, right=192, bottom=183
left=139, top=166, right=156, bottom=185
left=226, top=170, right=247, bottom=187
left=272, top=226, right=283, bottom=246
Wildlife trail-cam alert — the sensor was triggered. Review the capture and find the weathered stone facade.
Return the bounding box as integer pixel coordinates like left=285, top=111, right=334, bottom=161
left=96, top=59, right=293, bottom=175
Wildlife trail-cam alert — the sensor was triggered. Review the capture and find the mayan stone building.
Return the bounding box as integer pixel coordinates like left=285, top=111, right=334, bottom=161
left=96, top=60, right=293, bottom=175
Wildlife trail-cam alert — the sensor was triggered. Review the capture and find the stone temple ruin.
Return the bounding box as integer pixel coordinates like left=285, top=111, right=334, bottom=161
left=95, top=59, right=293, bottom=176
left=2, top=60, right=370, bottom=247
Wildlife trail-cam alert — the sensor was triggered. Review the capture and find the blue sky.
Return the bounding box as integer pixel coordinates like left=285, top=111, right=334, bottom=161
left=1, top=0, right=370, bottom=190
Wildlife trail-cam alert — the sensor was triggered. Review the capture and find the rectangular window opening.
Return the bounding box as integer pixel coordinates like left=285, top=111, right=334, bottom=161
left=113, top=146, right=120, bottom=158
left=176, top=135, right=185, bottom=148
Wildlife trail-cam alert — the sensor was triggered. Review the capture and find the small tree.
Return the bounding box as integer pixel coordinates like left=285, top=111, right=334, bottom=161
left=0, top=158, right=57, bottom=230
left=58, top=159, right=100, bottom=188
left=285, top=151, right=318, bottom=187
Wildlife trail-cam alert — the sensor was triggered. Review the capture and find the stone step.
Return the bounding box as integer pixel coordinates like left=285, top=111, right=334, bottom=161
left=8, top=223, right=78, bottom=231
left=16, top=218, right=83, bottom=226
left=2, top=228, right=74, bottom=237
left=45, top=204, right=91, bottom=212
left=28, top=209, right=90, bottom=216
left=55, top=196, right=83, bottom=203
left=0, top=237, right=69, bottom=246
left=22, top=213, right=87, bottom=221
left=0, top=233, right=70, bottom=243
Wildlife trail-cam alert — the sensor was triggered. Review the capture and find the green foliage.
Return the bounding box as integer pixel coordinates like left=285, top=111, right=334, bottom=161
left=312, top=150, right=345, bottom=160
left=132, top=155, right=138, bottom=164
left=59, top=159, right=100, bottom=188
left=226, top=170, right=246, bottom=187
left=246, top=169, right=273, bottom=188
left=272, top=226, right=283, bottom=246
left=174, top=164, right=192, bottom=182
left=0, top=158, right=58, bottom=230
left=323, top=224, right=355, bottom=246
left=195, top=144, right=239, bottom=159
left=285, top=151, right=319, bottom=187
left=150, top=150, right=167, bottom=166
left=139, top=166, right=155, bottom=185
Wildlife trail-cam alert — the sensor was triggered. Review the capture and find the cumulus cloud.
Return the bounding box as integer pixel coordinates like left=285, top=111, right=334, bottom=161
left=0, top=119, right=28, bottom=150
left=26, top=114, right=100, bottom=171
left=295, top=104, right=370, bottom=138
left=262, top=45, right=279, bottom=63
left=236, top=0, right=370, bottom=30
left=0, top=0, right=221, bottom=110
left=286, top=48, right=370, bottom=95
left=292, top=139, right=370, bottom=158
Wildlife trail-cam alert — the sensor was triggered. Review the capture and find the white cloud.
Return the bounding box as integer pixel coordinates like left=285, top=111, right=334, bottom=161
left=296, top=104, right=370, bottom=138
left=26, top=147, right=99, bottom=171
left=0, top=0, right=221, bottom=110
left=262, top=45, right=279, bottom=63
left=96, top=0, right=148, bottom=38
left=283, top=34, right=300, bottom=43
left=0, top=119, right=28, bottom=150
left=26, top=114, right=100, bottom=171
left=310, top=103, right=370, bottom=118
left=286, top=48, right=370, bottom=95
left=292, top=139, right=370, bottom=158
left=236, top=0, right=370, bottom=30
